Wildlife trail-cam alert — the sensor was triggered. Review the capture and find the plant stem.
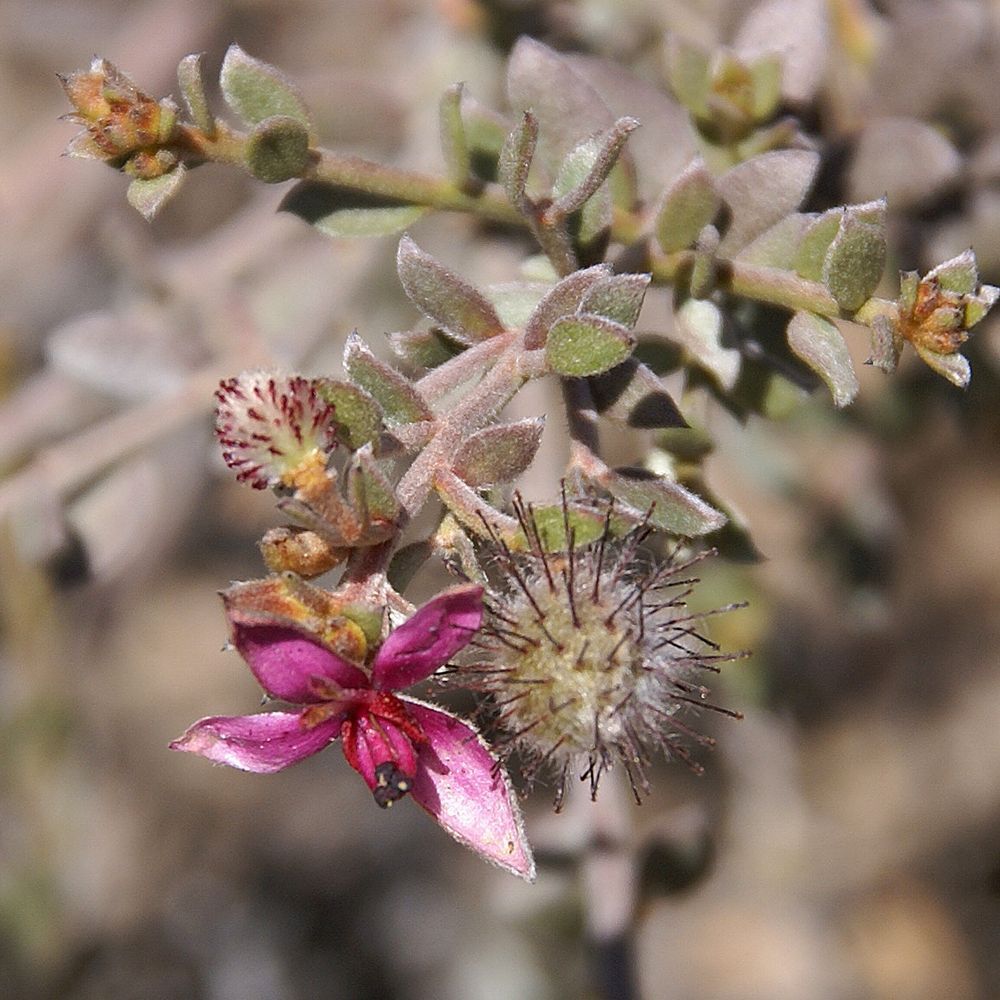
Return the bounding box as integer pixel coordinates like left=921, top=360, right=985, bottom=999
left=576, top=771, right=640, bottom=1000
left=305, top=152, right=523, bottom=226
left=416, top=331, right=515, bottom=403
left=176, top=124, right=523, bottom=226
left=394, top=335, right=530, bottom=518
left=181, top=124, right=901, bottom=326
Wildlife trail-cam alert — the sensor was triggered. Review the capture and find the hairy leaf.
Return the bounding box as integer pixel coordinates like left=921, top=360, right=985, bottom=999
left=786, top=311, right=859, bottom=407
left=795, top=210, right=842, bottom=281
left=602, top=467, right=726, bottom=536
left=397, top=236, right=504, bottom=344
left=655, top=158, right=720, bottom=253
left=316, top=379, right=383, bottom=450
left=551, top=118, right=639, bottom=217
left=389, top=327, right=465, bottom=370
left=588, top=359, right=687, bottom=430
left=126, top=166, right=186, bottom=221
left=580, top=274, right=649, bottom=328
left=220, top=44, right=311, bottom=130
left=452, top=418, right=544, bottom=487
left=547, top=314, right=636, bottom=377
left=928, top=249, right=978, bottom=295
left=523, top=265, right=610, bottom=348
left=177, top=54, right=213, bottom=133
left=717, top=150, right=819, bottom=255
left=499, top=112, right=538, bottom=209
left=913, top=345, right=970, bottom=387
left=822, top=208, right=887, bottom=312
left=344, top=332, right=433, bottom=424
left=279, top=181, right=429, bottom=237
left=347, top=445, right=401, bottom=529
left=245, top=116, right=311, bottom=183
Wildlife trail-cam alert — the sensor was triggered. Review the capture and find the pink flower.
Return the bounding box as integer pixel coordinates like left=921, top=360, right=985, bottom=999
left=170, top=584, right=534, bottom=880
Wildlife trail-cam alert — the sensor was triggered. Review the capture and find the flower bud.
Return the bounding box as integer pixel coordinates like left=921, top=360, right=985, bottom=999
left=214, top=372, right=339, bottom=490
left=873, top=251, right=1000, bottom=386
left=60, top=58, right=179, bottom=167
left=259, top=526, right=347, bottom=577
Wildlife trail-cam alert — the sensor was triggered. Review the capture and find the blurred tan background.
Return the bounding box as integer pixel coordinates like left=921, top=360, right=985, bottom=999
left=1, top=1, right=999, bottom=997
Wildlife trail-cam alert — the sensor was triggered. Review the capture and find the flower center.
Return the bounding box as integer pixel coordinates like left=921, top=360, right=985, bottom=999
left=339, top=693, right=426, bottom=808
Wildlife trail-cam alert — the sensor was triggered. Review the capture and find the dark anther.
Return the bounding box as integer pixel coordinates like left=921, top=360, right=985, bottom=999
left=372, top=761, right=412, bottom=809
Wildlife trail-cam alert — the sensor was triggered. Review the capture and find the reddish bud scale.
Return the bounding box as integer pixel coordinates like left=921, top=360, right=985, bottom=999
left=899, top=276, right=969, bottom=355
left=215, top=372, right=338, bottom=489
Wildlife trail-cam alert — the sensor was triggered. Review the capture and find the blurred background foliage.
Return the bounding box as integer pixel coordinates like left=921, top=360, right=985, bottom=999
left=1, top=0, right=999, bottom=997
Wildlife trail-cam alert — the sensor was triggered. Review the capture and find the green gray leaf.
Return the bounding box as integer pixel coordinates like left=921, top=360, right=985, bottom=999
left=316, top=379, right=383, bottom=450
left=737, top=213, right=812, bottom=269
left=603, top=467, right=727, bottom=536
left=927, top=249, right=978, bottom=295
left=655, top=158, right=720, bottom=253
left=279, top=181, right=429, bottom=237
left=177, top=54, right=213, bottom=133
left=347, top=444, right=401, bottom=529
left=484, top=282, right=550, bottom=329
left=220, top=44, right=311, bottom=130
left=397, top=236, right=504, bottom=344
left=126, top=166, right=186, bottom=221
left=523, top=265, right=610, bottom=348
left=588, top=359, right=686, bottom=429
left=546, top=314, right=636, bottom=377
left=439, top=82, right=471, bottom=188
left=499, top=112, right=537, bottom=209
left=344, top=332, right=433, bottom=424
left=389, top=327, right=465, bottom=370
left=452, top=418, right=544, bottom=487
left=665, top=37, right=711, bottom=118
left=674, top=297, right=740, bottom=391
left=822, top=209, right=887, bottom=312
left=786, top=311, right=859, bottom=407
left=717, top=149, right=820, bottom=255
left=245, top=116, right=311, bottom=183
left=580, top=274, right=649, bottom=328
left=795, top=210, right=841, bottom=281
left=551, top=118, right=639, bottom=217
left=914, top=345, right=971, bottom=387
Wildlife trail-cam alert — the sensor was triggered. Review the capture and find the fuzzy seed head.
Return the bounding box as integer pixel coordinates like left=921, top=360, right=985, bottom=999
left=215, top=372, right=338, bottom=490
left=460, top=501, right=743, bottom=805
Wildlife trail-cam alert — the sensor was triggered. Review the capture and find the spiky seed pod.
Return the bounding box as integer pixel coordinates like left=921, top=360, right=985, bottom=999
left=458, top=496, right=744, bottom=809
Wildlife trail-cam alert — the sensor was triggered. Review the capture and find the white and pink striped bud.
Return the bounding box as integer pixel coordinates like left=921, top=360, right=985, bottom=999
left=215, top=372, right=338, bottom=491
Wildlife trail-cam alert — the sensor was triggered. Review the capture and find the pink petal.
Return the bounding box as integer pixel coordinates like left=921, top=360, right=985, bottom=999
left=403, top=698, right=535, bottom=881
left=169, top=711, right=341, bottom=773
left=372, top=584, right=483, bottom=691
left=232, top=624, right=369, bottom=703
